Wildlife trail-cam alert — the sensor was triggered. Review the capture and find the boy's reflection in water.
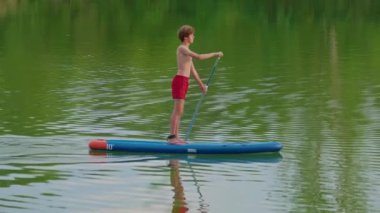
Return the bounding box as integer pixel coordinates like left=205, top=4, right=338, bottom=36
left=169, top=160, right=189, bottom=213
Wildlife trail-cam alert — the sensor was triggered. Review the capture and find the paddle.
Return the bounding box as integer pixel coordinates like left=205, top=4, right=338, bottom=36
left=185, top=57, right=221, bottom=141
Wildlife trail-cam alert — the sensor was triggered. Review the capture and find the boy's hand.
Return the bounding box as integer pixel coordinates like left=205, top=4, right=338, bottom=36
left=216, top=51, right=224, bottom=58
left=200, top=84, right=208, bottom=95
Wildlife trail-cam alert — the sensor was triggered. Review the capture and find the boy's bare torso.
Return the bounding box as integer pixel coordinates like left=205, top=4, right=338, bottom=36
left=176, top=45, right=193, bottom=77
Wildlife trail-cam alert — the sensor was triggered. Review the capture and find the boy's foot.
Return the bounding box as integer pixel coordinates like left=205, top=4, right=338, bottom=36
left=167, top=135, right=186, bottom=145
left=167, top=134, right=187, bottom=145
left=167, top=138, right=187, bottom=145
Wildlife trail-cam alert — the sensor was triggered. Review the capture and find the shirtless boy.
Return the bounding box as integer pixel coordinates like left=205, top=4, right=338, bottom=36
left=168, top=25, right=223, bottom=144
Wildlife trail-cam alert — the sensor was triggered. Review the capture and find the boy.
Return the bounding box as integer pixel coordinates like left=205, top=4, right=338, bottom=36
left=168, top=25, right=223, bottom=144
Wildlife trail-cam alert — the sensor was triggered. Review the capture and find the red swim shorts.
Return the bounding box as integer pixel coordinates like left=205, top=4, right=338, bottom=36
left=171, top=75, right=189, bottom=100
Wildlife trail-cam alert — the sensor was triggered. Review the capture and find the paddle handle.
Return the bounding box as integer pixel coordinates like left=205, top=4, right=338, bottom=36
left=185, top=57, right=221, bottom=141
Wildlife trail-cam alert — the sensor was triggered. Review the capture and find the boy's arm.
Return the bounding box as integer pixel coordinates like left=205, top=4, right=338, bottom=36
left=190, top=62, right=208, bottom=94
left=180, top=46, right=222, bottom=60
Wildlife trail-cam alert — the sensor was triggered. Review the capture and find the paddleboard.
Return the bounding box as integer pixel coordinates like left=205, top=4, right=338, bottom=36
left=89, top=139, right=282, bottom=154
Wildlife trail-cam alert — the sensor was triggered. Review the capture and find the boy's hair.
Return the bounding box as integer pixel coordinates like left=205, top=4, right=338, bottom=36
left=178, top=25, right=194, bottom=42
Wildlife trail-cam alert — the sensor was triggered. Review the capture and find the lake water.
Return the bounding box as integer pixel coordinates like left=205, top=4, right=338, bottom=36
left=1, top=1, right=380, bottom=212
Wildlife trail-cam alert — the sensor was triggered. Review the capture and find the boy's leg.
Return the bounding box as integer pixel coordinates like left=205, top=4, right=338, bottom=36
left=168, top=99, right=186, bottom=144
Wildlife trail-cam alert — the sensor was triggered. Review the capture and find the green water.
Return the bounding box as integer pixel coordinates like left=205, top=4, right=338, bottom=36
left=1, top=1, right=379, bottom=212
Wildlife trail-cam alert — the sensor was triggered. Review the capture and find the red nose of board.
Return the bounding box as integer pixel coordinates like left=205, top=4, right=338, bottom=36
left=89, top=139, right=107, bottom=150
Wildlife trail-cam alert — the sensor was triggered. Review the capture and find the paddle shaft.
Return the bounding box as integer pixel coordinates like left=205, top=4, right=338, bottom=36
left=185, top=57, right=221, bottom=141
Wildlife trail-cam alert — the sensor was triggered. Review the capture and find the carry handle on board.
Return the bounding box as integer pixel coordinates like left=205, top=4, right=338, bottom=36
left=185, top=57, right=221, bottom=142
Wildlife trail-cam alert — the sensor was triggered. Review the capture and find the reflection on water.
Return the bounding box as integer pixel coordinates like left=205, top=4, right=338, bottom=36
left=169, top=160, right=189, bottom=213
left=0, top=164, right=64, bottom=188
left=1, top=0, right=380, bottom=212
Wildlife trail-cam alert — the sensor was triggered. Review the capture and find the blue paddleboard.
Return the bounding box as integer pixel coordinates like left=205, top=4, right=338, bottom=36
left=89, top=139, right=282, bottom=154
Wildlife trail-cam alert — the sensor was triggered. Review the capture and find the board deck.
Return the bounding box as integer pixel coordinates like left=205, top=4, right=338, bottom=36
left=89, top=139, right=283, bottom=154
